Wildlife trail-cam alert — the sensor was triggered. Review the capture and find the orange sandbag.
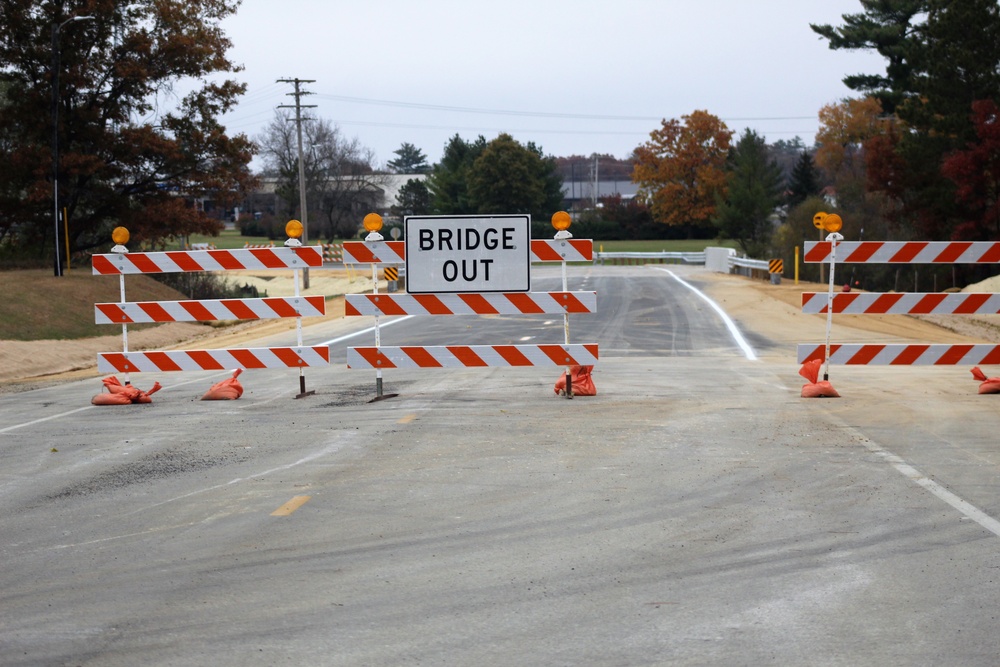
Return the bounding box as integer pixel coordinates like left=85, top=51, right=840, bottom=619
left=202, top=368, right=244, bottom=400
left=91, top=391, right=133, bottom=405
left=93, top=376, right=162, bottom=405
left=799, top=359, right=840, bottom=398
left=971, top=367, right=1000, bottom=394
left=102, top=376, right=135, bottom=396
left=133, top=382, right=162, bottom=403
left=554, top=365, right=596, bottom=396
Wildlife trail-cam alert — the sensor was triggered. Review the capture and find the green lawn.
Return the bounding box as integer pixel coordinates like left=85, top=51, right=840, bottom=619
left=178, top=229, right=278, bottom=249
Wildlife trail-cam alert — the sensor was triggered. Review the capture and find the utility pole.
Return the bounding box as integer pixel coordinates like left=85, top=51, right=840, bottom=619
left=277, top=78, right=316, bottom=288
left=591, top=154, right=600, bottom=210
left=51, top=14, right=95, bottom=277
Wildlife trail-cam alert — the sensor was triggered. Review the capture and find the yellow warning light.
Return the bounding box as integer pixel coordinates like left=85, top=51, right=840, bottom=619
left=813, top=212, right=827, bottom=230
left=822, top=214, right=843, bottom=233
left=111, top=226, right=130, bottom=245
left=551, top=210, right=572, bottom=231
left=285, top=219, right=303, bottom=239
left=363, top=213, right=383, bottom=233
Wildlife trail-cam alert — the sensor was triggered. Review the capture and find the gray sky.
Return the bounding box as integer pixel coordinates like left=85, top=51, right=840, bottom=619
left=217, top=0, right=886, bottom=168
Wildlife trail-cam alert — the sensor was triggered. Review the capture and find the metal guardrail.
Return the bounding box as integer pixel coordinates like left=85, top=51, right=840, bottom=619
left=728, top=256, right=770, bottom=271
left=595, top=251, right=706, bottom=264
left=593, top=251, right=772, bottom=275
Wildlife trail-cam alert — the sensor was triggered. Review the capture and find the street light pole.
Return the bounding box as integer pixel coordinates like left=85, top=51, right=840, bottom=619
left=51, top=15, right=93, bottom=277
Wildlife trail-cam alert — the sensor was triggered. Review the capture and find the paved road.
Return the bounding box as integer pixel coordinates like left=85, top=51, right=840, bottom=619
left=2, top=265, right=999, bottom=665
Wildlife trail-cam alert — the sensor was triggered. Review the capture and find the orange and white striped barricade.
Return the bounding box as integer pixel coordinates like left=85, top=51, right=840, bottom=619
left=345, top=291, right=596, bottom=317
left=802, top=240, right=1000, bottom=379
left=243, top=241, right=275, bottom=249
left=802, top=292, right=1000, bottom=316
left=804, top=241, right=1000, bottom=265
left=318, top=243, right=344, bottom=263
left=92, top=242, right=328, bottom=397
left=99, top=347, right=331, bottom=374
left=96, top=296, right=327, bottom=323
left=798, top=344, right=1000, bottom=366
left=93, top=246, right=320, bottom=274
left=347, top=344, right=600, bottom=369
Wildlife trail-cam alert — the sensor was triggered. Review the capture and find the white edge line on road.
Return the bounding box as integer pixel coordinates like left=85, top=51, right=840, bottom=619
left=654, top=268, right=758, bottom=361
left=0, top=406, right=94, bottom=434
left=836, top=420, right=1000, bottom=538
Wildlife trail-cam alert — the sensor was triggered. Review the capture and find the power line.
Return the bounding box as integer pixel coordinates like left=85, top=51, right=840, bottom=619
left=328, top=118, right=816, bottom=137
left=313, top=93, right=816, bottom=123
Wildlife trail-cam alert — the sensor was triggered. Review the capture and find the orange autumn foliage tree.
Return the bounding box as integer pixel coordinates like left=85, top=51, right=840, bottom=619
left=815, top=97, right=890, bottom=183
left=0, top=0, right=255, bottom=259
left=632, top=110, right=732, bottom=230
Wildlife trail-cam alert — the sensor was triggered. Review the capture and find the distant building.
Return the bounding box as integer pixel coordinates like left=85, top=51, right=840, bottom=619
left=241, top=173, right=428, bottom=221
left=561, top=179, right=640, bottom=213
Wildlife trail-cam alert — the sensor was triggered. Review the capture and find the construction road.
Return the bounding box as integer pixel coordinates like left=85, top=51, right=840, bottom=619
left=2, top=264, right=999, bottom=666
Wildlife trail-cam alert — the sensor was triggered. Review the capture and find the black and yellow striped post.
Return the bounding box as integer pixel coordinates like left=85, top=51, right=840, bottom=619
left=384, top=266, right=399, bottom=292
left=768, top=258, right=784, bottom=285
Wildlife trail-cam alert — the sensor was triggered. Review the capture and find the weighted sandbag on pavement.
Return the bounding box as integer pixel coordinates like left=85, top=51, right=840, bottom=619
left=554, top=365, right=596, bottom=396
left=201, top=368, right=244, bottom=400
left=91, top=376, right=162, bottom=405
left=799, top=359, right=840, bottom=398
left=971, top=367, right=1000, bottom=394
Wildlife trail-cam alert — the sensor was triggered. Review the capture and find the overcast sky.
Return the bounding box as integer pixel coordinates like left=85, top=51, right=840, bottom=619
left=216, top=0, right=886, bottom=169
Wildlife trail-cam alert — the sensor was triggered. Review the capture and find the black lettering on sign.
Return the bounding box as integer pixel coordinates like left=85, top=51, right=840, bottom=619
left=442, top=259, right=494, bottom=283
left=418, top=226, right=520, bottom=251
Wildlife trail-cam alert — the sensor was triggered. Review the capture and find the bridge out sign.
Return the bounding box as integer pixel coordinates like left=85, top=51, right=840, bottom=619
left=404, top=215, right=530, bottom=293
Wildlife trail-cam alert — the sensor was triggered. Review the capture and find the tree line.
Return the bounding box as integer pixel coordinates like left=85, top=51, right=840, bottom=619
left=1, top=0, right=997, bottom=293
left=630, top=0, right=1000, bottom=288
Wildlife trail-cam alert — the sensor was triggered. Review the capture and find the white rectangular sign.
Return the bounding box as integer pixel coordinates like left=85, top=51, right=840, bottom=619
left=404, top=215, right=531, bottom=293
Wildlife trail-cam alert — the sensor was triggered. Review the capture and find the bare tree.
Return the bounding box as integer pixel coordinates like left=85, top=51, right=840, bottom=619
left=255, top=110, right=388, bottom=239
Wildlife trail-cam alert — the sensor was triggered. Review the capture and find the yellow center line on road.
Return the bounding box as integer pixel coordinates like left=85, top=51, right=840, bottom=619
left=270, top=495, right=311, bottom=516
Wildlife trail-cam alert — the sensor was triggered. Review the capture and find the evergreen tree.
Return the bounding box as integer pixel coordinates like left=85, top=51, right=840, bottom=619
left=427, top=133, right=562, bottom=219
left=713, top=129, right=784, bottom=257
left=787, top=151, right=820, bottom=209
left=427, top=134, right=486, bottom=215
left=810, top=0, right=928, bottom=115
left=387, top=142, right=430, bottom=174
left=393, top=178, right=431, bottom=217
left=467, top=134, right=564, bottom=219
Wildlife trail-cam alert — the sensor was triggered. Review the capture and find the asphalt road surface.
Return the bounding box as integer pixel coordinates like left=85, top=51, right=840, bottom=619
left=2, top=265, right=1000, bottom=666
